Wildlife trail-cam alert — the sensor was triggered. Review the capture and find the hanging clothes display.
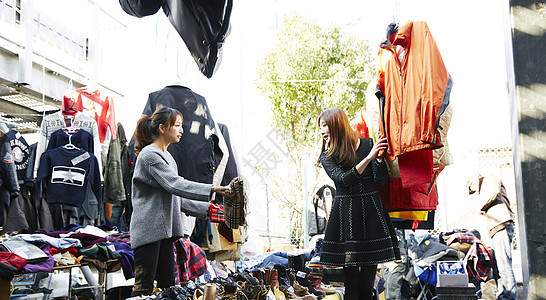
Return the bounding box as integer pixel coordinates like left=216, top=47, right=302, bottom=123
left=372, top=21, right=454, bottom=217
left=34, top=111, right=102, bottom=178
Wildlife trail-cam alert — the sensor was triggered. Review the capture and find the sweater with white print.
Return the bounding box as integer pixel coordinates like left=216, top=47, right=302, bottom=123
left=36, top=147, right=101, bottom=207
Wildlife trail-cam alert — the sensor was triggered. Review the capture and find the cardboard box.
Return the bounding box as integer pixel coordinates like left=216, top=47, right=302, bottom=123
left=437, top=261, right=469, bottom=287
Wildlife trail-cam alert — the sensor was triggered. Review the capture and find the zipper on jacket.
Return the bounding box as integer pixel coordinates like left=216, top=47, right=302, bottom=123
left=399, top=66, right=404, bottom=155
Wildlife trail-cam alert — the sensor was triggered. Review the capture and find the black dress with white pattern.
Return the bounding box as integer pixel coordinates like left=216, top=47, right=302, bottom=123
left=319, top=138, right=400, bottom=266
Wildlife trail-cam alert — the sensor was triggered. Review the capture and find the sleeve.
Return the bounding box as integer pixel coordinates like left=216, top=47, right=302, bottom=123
left=319, top=152, right=362, bottom=189
left=46, top=132, right=57, bottom=150
left=1, top=140, right=19, bottom=192
left=36, top=151, right=51, bottom=196
left=372, top=157, right=389, bottom=186
left=88, top=153, right=102, bottom=204
left=34, top=123, right=48, bottom=178
left=367, top=138, right=388, bottom=185
left=24, top=143, right=37, bottom=188
left=90, top=120, right=103, bottom=179
left=147, top=159, right=212, bottom=201
left=177, top=196, right=210, bottom=219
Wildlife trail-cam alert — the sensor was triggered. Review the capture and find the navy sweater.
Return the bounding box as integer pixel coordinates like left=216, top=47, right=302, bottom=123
left=37, top=147, right=101, bottom=207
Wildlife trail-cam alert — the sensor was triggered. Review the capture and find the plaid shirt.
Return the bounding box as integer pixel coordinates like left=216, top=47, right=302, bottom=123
left=447, top=233, right=493, bottom=282
left=174, top=238, right=207, bottom=282
left=446, top=232, right=478, bottom=245
left=208, top=203, right=225, bottom=223
left=224, top=177, right=247, bottom=229
left=107, top=232, right=131, bottom=244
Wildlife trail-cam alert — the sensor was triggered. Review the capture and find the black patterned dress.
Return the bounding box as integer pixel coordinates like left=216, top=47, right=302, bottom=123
left=319, top=138, right=400, bottom=266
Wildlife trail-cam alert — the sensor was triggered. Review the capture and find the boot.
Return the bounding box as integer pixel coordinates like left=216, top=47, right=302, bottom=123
left=293, top=281, right=309, bottom=297
left=253, top=269, right=265, bottom=285
left=274, top=264, right=291, bottom=288
left=269, top=269, right=279, bottom=289
left=308, top=273, right=324, bottom=293
left=288, top=253, right=307, bottom=271
left=296, top=272, right=325, bottom=299
left=264, top=269, right=271, bottom=287
left=286, top=268, right=297, bottom=287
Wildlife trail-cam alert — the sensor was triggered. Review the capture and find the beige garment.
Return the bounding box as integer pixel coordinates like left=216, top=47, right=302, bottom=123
left=204, top=223, right=223, bottom=253
left=219, top=229, right=238, bottom=250
left=213, top=244, right=242, bottom=262
left=477, top=176, right=515, bottom=237
left=481, top=279, right=497, bottom=300
left=433, top=104, right=454, bottom=168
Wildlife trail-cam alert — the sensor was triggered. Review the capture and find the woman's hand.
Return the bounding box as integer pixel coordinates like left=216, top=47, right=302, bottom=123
left=212, top=186, right=233, bottom=197
left=367, top=136, right=388, bottom=161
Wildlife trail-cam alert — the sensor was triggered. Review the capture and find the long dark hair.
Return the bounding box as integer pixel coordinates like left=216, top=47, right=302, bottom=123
left=318, top=107, right=358, bottom=168
left=134, top=106, right=183, bottom=155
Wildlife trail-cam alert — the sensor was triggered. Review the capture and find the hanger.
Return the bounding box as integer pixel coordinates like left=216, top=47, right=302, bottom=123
left=63, top=134, right=80, bottom=151
left=62, top=97, right=78, bottom=116
left=63, top=126, right=80, bottom=134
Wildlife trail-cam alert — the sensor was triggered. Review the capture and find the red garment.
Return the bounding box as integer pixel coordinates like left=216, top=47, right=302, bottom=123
left=377, top=21, right=449, bottom=161
left=386, top=177, right=438, bottom=211
left=398, top=150, right=433, bottom=188
left=174, top=238, right=207, bottom=283
left=63, top=88, right=117, bottom=143
left=0, top=251, right=27, bottom=270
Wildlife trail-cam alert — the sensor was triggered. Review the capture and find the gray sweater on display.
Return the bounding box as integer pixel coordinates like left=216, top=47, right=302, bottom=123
left=130, top=144, right=211, bottom=249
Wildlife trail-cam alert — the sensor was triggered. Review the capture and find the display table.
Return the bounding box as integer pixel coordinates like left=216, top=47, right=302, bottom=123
left=52, top=259, right=120, bottom=300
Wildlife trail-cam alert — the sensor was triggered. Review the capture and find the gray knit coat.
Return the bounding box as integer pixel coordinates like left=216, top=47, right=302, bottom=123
left=130, top=144, right=211, bottom=249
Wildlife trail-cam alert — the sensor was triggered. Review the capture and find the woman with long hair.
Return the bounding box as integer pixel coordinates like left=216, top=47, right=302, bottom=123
left=318, top=107, right=400, bottom=299
left=131, top=106, right=232, bottom=296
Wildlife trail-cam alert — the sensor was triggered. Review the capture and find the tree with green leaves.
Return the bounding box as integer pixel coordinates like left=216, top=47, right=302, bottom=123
left=256, top=14, right=376, bottom=246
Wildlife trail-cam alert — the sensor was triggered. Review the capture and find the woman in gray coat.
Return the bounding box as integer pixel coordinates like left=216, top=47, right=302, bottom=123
left=131, top=107, right=231, bottom=296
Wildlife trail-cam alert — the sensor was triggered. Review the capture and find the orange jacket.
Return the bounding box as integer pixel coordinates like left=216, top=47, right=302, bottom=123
left=377, top=21, right=449, bottom=161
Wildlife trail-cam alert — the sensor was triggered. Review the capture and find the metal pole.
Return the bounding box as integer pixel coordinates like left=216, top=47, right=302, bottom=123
left=302, top=153, right=309, bottom=249
left=266, top=182, right=271, bottom=247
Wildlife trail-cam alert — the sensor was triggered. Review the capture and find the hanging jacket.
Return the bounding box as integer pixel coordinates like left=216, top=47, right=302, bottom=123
left=103, top=126, right=126, bottom=206
left=4, top=129, right=30, bottom=182
left=1, top=134, right=19, bottom=198
left=377, top=21, right=450, bottom=161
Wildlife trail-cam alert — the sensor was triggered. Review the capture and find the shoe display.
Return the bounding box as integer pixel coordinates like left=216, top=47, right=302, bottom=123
left=296, top=271, right=325, bottom=299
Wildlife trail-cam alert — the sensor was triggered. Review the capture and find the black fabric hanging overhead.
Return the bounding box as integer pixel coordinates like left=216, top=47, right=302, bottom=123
left=118, top=0, right=233, bottom=78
